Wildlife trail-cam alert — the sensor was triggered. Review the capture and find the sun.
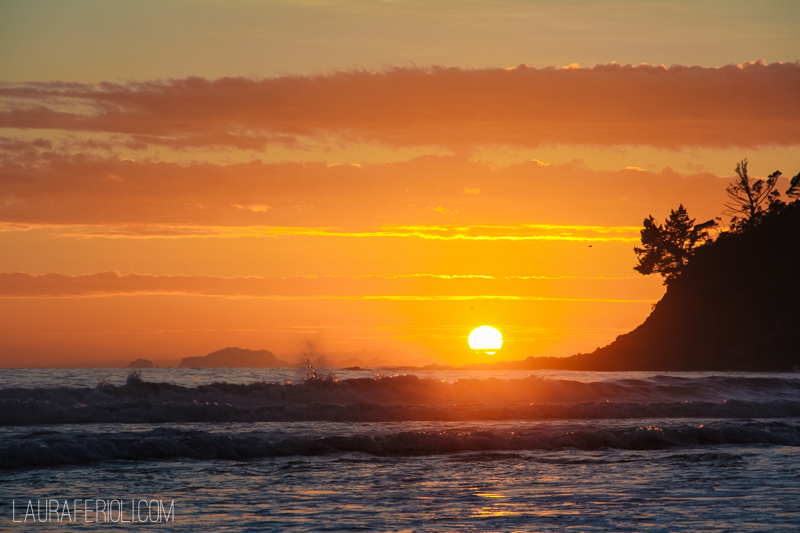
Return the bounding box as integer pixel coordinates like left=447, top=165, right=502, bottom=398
left=468, top=325, right=503, bottom=355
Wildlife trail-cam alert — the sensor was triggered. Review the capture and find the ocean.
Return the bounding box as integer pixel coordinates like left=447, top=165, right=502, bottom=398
left=1, top=368, right=799, bottom=531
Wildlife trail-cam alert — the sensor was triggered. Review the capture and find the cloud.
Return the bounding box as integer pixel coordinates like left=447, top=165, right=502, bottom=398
left=0, top=272, right=659, bottom=301
left=0, top=149, right=739, bottom=228
left=231, top=204, right=271, bottom=212
left=16, top=223, right=641, bottom=242
left=427, top=206, right=457, bottom=215
left=2, top=61, right=798, bottom=150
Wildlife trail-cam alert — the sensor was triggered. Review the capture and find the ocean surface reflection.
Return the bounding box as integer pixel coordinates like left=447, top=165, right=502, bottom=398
left=3, top=445, right=799, bottom=531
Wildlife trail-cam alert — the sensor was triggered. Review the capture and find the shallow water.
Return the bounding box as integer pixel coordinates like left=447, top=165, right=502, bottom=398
left=2, top=369, right=799, bottom=531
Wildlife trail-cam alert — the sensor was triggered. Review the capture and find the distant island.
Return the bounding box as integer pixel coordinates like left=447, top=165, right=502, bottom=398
left=179, top=347, right=290, bottom=368
left=127, top=358, right=155, bottom=368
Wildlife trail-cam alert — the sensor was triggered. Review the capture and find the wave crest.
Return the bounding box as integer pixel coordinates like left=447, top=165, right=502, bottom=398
left=2, top=374, right=799, bottom=425
left=3, top=421, right=799, bottom=467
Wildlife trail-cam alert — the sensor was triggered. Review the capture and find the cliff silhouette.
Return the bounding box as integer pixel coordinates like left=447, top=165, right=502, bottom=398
left=179, top=347, right=289, bottom=368
left=491, top=201, right=800, bottom=371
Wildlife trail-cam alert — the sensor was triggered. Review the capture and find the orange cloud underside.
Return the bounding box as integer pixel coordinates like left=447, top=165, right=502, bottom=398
left=2, top=62, right=799, bottom=150
left=0, top=152, right=731, bottom=227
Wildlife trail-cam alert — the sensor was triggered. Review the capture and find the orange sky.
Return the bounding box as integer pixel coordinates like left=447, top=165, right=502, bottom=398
left=1, top=1, right=798, bottom=367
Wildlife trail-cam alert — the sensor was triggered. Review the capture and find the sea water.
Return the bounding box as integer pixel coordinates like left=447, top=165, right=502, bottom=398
left=1, top=368, right=799, bottom=531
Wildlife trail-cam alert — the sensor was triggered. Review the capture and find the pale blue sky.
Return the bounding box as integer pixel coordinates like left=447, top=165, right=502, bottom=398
left=1, top=0, right=798, bottom=82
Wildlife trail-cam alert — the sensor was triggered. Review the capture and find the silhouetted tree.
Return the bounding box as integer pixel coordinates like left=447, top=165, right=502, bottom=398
left=787, top=171, right=800, bottom=200
left=724, top=158, right=782, bottom=232
left=634, top=204, right=717, bottom=285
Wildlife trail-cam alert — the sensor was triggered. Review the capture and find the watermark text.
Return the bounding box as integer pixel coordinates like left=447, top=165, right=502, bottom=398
left=12, top=499, right=175, bottom=523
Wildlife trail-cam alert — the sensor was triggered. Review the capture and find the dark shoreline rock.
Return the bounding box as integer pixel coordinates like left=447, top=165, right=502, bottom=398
left=473, top=202, right=800, bottom=372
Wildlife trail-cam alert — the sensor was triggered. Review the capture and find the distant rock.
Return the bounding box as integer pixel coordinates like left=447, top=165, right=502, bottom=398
left=179, top=347, right=289, bottom=368
left=127, top=358, right=154, bottom=368
left=334, top=357, right=367, bottom=368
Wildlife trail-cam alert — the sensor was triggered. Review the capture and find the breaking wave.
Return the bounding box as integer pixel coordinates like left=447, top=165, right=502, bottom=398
left=2, top=373, right=799, bottom=425
left=3, top=420, right=799, bottom=467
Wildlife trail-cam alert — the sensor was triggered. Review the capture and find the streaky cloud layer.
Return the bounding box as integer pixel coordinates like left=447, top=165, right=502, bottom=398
left=0, top=272, right=659, bottom=302
left=2, top=61, right=799, bottom=150
left=0, top=224, right=640, bottom=242
left=0, top=149, right=735, bottom=227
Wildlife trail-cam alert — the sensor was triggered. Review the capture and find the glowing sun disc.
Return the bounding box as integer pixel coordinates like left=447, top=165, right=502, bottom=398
left=468, top=325, right=503, bottom=353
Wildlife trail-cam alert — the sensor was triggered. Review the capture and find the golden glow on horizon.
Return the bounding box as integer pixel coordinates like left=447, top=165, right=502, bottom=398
left=468, top=325, right=504, bottom=355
